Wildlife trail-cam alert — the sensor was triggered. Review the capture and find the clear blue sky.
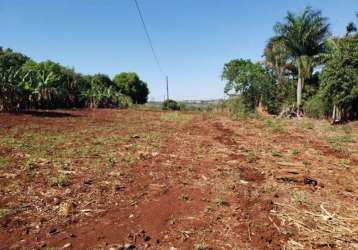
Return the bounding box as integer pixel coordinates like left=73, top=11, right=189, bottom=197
left=1, top=0, right=357, bottom=101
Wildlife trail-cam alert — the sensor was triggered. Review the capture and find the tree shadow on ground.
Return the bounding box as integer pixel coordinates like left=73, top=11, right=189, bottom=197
left=12, top=110, right=79, bottom=118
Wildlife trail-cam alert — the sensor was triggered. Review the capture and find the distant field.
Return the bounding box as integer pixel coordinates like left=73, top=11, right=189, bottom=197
left=0, top=109, right=357, bottom=249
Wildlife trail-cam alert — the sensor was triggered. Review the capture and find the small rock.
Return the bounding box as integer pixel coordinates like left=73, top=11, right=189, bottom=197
left=239, top=180, right=249, bottom=185
left=109, top=245, right=122, bottom=250
left=58, top=202, right=73, bottom=217
left=53, top=197, right=60, bottom=205
left=123, top=243, right=136, bottom=249
left=151, top=152, right=159, bottom=157
left=63, top=243, right=72, bottom=249
left=143, top=235, right=151, bottom=242
left=48, top=228, right=58, bottom=235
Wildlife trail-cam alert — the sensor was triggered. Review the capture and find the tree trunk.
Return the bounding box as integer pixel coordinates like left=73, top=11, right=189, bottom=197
left=332, top=105, right=336, bottom=121
left=331, top=105, right=343, bottom=124
left=297, top=77, right=304, bottom=116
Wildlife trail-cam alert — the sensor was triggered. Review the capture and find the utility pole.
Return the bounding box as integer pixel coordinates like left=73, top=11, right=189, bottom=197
left=166, top=76, right=169, bottom=100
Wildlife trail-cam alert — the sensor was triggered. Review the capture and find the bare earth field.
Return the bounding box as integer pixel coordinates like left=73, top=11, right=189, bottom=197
left=0, top=109, right=357, bottom=250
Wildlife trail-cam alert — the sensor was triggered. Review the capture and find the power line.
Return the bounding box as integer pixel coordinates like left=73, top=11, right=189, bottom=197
left=133, top=0, right=164, bottom=75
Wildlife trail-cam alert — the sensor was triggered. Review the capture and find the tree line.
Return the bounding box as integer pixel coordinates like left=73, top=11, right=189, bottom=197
left=222, top=7, right=358, bottom=122
left=0, top=48, right=149, bottom=111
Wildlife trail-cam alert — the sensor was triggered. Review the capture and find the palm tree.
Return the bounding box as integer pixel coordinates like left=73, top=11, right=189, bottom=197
left=275, top=7, right=330, bottom=115
left=346, top=22, right=357, bottom=36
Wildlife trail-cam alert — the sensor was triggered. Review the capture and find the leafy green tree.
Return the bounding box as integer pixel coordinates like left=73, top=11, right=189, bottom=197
left=264, top=36, right=292, bottom=87
left=113, top=72, right=149, bottom=104
left=222, top=59, right=277, bottom=113
left=275, top=7, right=330, bottom=114
left=320, top=35, right=358, bottom=122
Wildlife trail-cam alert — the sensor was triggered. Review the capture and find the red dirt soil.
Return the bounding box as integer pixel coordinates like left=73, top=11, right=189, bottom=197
left=0, top=109, right=357, bottom=249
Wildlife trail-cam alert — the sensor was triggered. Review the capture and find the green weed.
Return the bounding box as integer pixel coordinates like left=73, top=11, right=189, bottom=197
left=291, top=148, right=300, bottom=155
left=271, top=150, right=282, bottom=157
left=291, top=191, right=306, bottom=205
left=0, top=208, right=10, bottom=218
left=265, top=119, right=283, bottom=132
left=215, top=195, right=224, bottom=207
left=204, top=206, right=213, bottom=213
left=342, top=125, right=352, bottom=135
left=301, top=121, right=315, bottom=130
left=0, top=157, right=11, bottom=169
left=51, top=174, right=68, bottom=187
left=160, top=112, right=192, bottom=122
left=195, top=243, right=208, bottom=250
left=107, top=153, right=116, bottom=167
left=245, top=151, right=256, bottom=163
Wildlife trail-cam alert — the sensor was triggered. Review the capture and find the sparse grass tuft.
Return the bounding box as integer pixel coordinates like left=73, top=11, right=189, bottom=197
left=160, top=112, right=192, bottom=122
left=204, top=206, right=212, bottom=213
left=180, top=193, right=190, bottom=201
left=107, top=153, right=116, bottom=167
left=300, top=121, right=315, bottom=130
left=342, top=125, right=352, bottom=135
left=245, top=151, right=256, bottom=163
left=265, top=119, right=284, bottom=132
left=0, top=208, right=10, bottom=218
left=51, top=174, right=68, bottom=187
left=195, top=242, right=208, bottom=250
left=0, top=156, right=11, bottom=169
left=326, top=135, right=351, bottom=153
left=215, top=195, right=224, bottom=207
left=271, top=150, right=282, bottom=157
left=291, top=148, right=300, bottom=155
left=290, top=191, right=306, bottom=205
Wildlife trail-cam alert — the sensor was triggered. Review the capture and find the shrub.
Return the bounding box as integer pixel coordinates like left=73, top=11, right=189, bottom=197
left=163, top=99, right=180, bottom=110
left=178, top=102, right=187, bottom=111
left=116, top=94, right=132, bottom=108
left=304, top=95, right=326, bottom=119
left=224, top=96, right=250, bottom=119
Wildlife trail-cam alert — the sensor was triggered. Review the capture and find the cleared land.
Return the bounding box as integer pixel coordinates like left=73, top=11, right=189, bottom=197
left=0, top=109, right=357, bottom=249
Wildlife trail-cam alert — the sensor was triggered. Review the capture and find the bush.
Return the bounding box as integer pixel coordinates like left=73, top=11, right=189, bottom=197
left=116, top=94, right=133, bottom=108
left=162, top=99, right=180, bottom=110
left=178, top=102, right=187, bottom=111
left=304, top=95, right=326, bottom=119
left=224, top=96, right=250, bottom=119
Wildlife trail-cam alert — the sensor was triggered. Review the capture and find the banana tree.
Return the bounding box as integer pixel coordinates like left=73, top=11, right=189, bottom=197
left=21, top=60, right=62, bottom=108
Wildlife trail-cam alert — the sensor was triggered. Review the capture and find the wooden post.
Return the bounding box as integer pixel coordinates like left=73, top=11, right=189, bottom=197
left=166, top=76, right=169, bottom=100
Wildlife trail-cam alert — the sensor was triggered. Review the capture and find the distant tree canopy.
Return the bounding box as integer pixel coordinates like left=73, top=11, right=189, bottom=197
left=113, top=72, right=149, bottom=104
left=0, top=48, right=149, bottom=111
left=222, top=7, right=358, bottom=122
